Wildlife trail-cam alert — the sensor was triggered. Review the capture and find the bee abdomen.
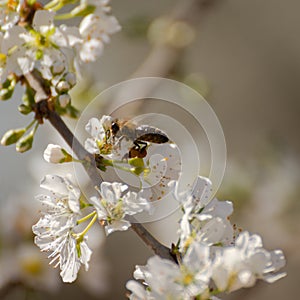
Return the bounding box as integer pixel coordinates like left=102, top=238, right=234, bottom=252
left=136, top=133, right=169, bottom=143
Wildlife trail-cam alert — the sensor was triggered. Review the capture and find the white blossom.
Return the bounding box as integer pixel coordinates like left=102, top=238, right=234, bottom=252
left=90, top=182, right=150, bottom=235
left=211, top=231, right=286, bottom=292
left=84, top=115, right=114, bottom=156
left=0, top=0, right=120, bottom=85
left=58, top=234, right=92, bottom=283
left=172, top=176, right=213, bottom=212
left=65, top=72, right=77, bottom=87
left=0, top=25, right=26, bottom=82
left=127, top=242, right=212, bottom=299
left=43, top=144, right=66, bottom=163
left=173, top=176, right=234, bottom=251
left=78, top=9, right=121, bottom=63
left=18, top=10, right=69, bottom=78
left=0, top=1, right=20, bottom=31
left=58, top=93, right=71, bottom=108
left=32, top=174, right=92, bottom=283
left=139, top=143, right=181, bottom=202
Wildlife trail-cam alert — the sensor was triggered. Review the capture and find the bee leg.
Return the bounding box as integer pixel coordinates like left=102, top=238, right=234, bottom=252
left=135, top=140, right=147, bottom=151
left=122, top=152, right=129, bottom=160
left=128, top=140, right=148, bottom=158
left=105, top=129, right=111, bottom=143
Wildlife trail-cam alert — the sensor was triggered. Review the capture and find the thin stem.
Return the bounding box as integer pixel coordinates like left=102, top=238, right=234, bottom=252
left=71, top=158, right=85, bottom=163
left=55, top=12, right=75, bottom=20
left=77, top=211, right=97, bottom=225
left=44, top=0, right=58, bottom=10
left=77, top=213, right=98, bottom=238
left=25, top=119, right=36, bottom=131
left=32, top=122, right=39, bottom=135
left=102, top=159, right=133, bottom=173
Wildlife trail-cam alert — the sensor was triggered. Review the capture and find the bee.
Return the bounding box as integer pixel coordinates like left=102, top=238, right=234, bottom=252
left=109, top=119, right=169, bottom=159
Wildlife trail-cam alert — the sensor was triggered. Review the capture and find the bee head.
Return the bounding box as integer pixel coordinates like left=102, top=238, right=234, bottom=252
left=111, top=121, right=120, bottom=135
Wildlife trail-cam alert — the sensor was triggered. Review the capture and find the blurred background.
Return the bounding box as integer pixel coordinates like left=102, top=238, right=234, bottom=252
left=0, top=0, right=299, bottom=299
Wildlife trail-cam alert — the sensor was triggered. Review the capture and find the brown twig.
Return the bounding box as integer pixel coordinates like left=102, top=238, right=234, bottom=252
left=0, top=280, right=26, bottom=299
left=47, top=109, right=103, bottom=187
left=131, top=223, right=176, bottom=261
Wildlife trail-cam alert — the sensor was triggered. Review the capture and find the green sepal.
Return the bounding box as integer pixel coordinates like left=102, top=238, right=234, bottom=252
left=0, top=88, right=13, bottom=101
left=55, top=98, right=79, bottom=119
left=1, top=128, right=26, bottom=146
left=65, top=104, right=80, bottom=118
left=16, top=131, right=34, bottom=153
left=22, top=87, right=35, bottom=106
left=61, top=148, right=73, bottom=162
left=35, top=48, right=43, bottom=60
left=94, top=155, right=107, bottom=172
left=1, top=78, right=11, bottom=89
left=27, top=0, right=37, bottom=6
left=128, top=157, right=146, bottom=176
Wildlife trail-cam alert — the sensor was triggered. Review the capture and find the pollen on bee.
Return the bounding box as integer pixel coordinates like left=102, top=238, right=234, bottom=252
left=99, top=220, right=106, bottom=226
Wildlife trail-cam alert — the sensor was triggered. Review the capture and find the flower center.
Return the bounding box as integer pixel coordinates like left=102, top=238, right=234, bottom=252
left=178, top=266, right=194, bottom=286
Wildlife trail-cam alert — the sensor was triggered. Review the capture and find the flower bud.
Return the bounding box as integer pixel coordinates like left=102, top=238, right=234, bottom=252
left=16, top=131, right=34, bottom=153
left=22, top=88, right=35, bottom=106
left=0, top=88, right=13, bottom=101
left=56, top=81, right=70, bottom=94
left=43, top=144, right=72, bottom=163
left=58, top=94, right=71, bottom=108
left=65, top=72, right=77, bottom=87
left=51, top=62, right=65, bottom=75
left=18, top=104, right=32, bottom=115
left=1, top=128, right=26, bottom=146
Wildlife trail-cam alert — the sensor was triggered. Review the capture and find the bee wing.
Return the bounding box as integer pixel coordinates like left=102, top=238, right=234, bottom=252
left=135, top=125, right=169, bottom=143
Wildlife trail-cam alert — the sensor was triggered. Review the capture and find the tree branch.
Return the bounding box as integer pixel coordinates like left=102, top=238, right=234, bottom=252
left=0, top=280, right=26, bottom=299
left=47, top=109, right=103, bottom=187
left=131, top=223, right=176, bottom=261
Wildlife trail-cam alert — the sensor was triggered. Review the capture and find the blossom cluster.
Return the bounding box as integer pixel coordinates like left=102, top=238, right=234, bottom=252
left=32, top=173, right=151, bottom=282
left=0, top=0, right=120, bottom=153
left=35, top=116, right=287, bottom=297
left=126, top=177, right=286, bottom=299
left=0, top=0, right=120, bottom=107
